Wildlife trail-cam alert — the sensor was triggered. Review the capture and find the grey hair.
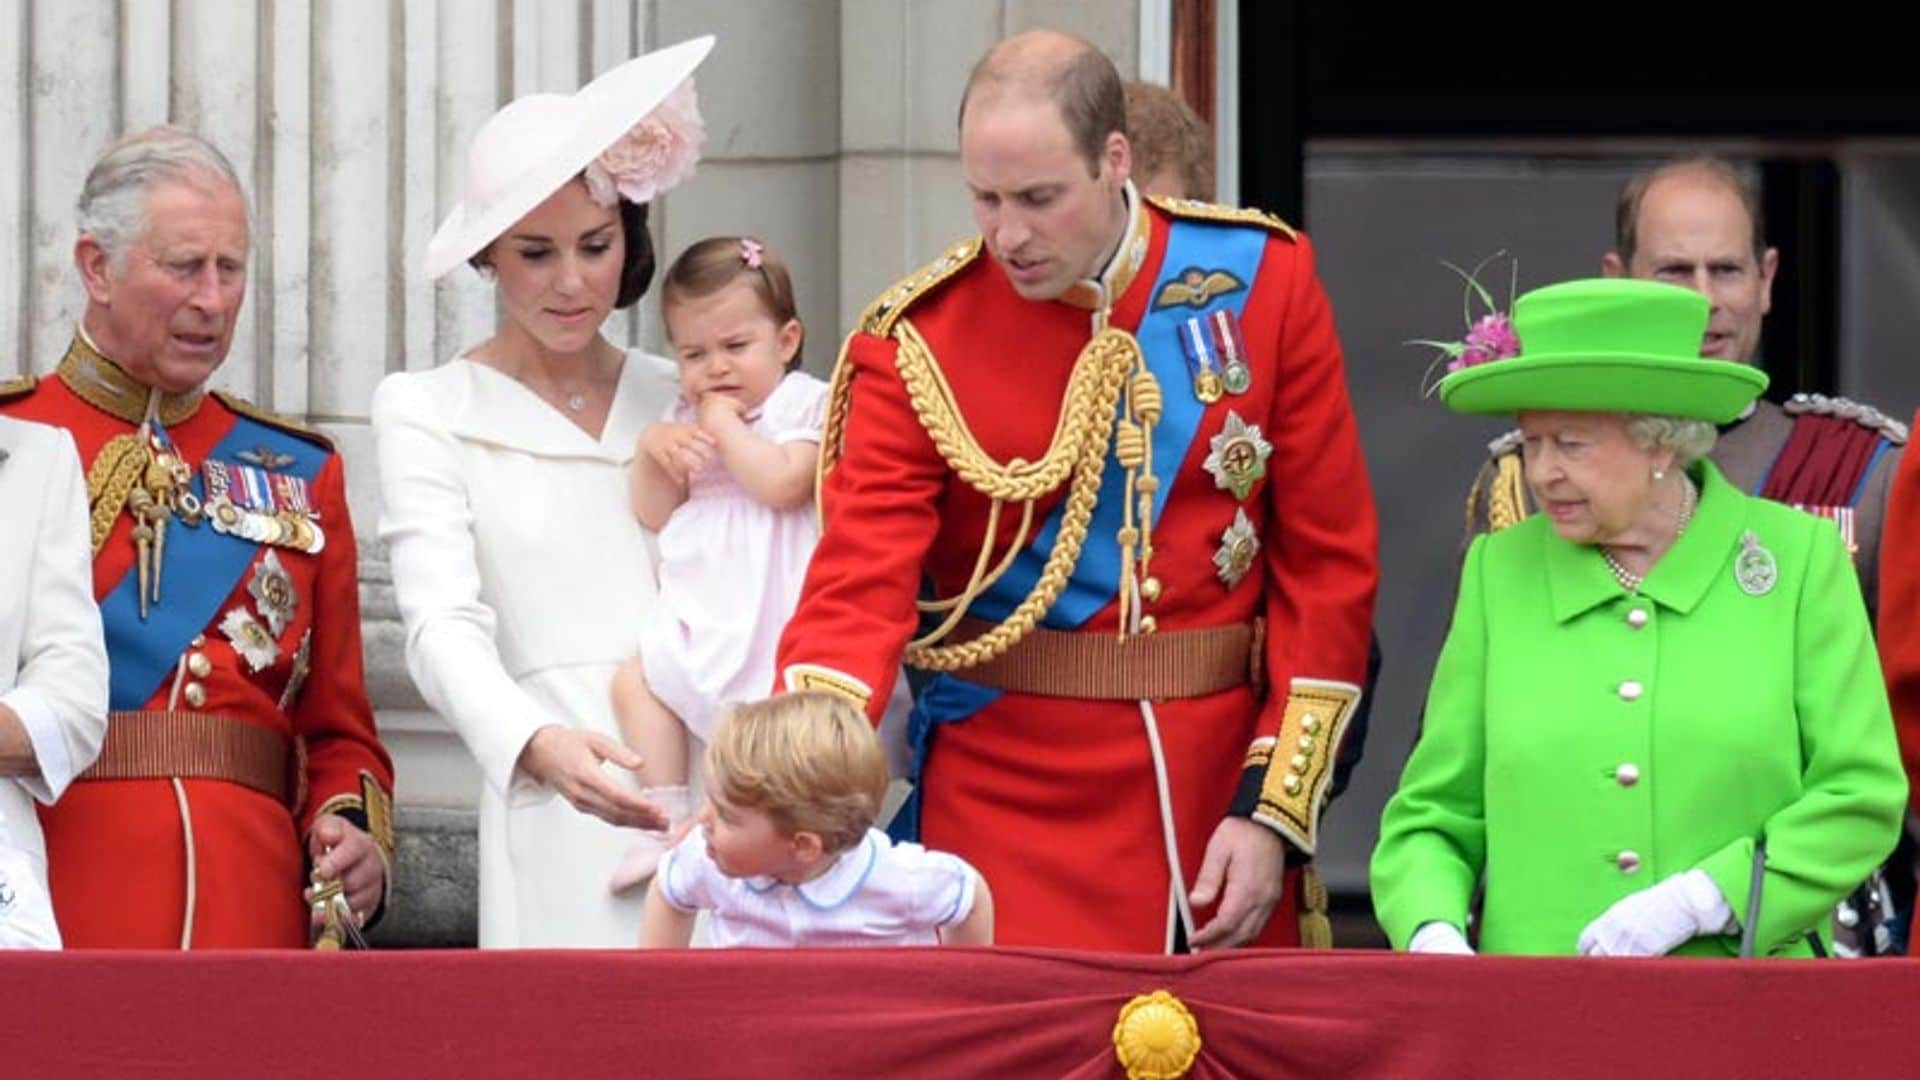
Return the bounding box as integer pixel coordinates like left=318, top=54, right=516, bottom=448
left=75, top=125, right=249, bottom=269
left=1626, top=414, right=1717, bottom=466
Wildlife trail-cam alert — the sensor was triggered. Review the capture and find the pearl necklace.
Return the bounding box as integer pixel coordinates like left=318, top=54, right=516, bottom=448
left=1601, top=476, right=1697, bottom=592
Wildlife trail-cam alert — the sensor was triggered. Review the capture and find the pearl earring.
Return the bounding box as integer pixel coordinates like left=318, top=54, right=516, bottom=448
left=1652, top=468, right=1666, bottom=482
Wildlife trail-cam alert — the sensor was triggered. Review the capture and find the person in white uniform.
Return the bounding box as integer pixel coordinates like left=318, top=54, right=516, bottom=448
left=640, top=693, right=992, bottom=949
left=371, top=36, right=714, bottom=947
left=0, top=416, right=109, bottom=948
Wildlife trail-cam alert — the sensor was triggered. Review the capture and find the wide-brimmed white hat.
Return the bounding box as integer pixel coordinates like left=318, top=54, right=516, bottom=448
left=424, top=34, right=714, bottom=280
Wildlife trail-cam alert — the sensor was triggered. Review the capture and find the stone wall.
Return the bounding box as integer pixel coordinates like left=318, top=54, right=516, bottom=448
left=2, top=0, right=1144, bottom=946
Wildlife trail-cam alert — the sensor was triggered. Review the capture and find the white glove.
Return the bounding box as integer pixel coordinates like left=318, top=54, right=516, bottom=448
left=1407, top=921, right=1475, bottom=955
left=1578, top=869, right=1734, bottom=957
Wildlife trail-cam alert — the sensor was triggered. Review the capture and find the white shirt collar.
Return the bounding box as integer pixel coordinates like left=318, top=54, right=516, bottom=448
left=742, top=829, right=880, bottom=911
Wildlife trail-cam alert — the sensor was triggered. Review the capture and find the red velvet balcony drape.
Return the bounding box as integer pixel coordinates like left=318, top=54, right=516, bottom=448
left=4, top=948, right=1910, bottom=1078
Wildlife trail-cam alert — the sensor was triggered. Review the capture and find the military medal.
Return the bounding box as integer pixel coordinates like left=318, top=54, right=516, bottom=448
left=1209, top=309, right=1252, bottom=395
left=249, top=551, right=299, bottom=636
left=1203, top=411, right=1272, bottom=501
left=1735, top=530, right=1777, bottom=597
left=1214, top=507, right=1260, bottom=588
left=204, top=459, right=326, bottom=553
left=1180, top=315, right=1225, bottom=403
left=1791, top=504, right=1858, bottom=558
left=219, top=606, right=281, bottom=672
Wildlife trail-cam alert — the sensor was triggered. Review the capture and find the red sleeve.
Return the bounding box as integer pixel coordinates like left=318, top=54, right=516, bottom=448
left=294, top=453, right=395, bottom=846
left=774, top=331, right=949, bottom=723
left=1231, top=232, right=1381, bottom=854
left=1879, top=413, right=1920, bottom=816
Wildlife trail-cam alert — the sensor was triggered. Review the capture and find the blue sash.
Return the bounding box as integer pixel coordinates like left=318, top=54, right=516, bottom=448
left=891, top=217, right=1268, bottom=842
left=102, top=416, right=327, bottom=709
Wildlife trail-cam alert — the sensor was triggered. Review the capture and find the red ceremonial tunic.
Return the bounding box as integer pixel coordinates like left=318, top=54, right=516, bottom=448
left=2, top=338, right=393, bottom=948
left=777, top=197, right=1378, bottom=952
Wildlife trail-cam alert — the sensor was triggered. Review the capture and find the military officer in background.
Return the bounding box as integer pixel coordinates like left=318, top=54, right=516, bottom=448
left=0, top=125, right=393, bottom=948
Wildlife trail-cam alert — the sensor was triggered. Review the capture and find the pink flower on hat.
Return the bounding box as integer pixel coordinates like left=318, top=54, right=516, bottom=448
left=585, top=79, right=705, bottom=206
left=1448, top=313, right=1521, bottom=372
left=1410, top=252, right=1523, bottom=391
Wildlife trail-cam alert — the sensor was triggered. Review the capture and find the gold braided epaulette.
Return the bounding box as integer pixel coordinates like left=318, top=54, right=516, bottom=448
left=0, top=373, right=39, bottom=401
left=1147, top=194, right=1297, bottom=240
left=212, top=390, right=334, bottom=452
left=857, top=236, right=983, bottom=338
left=1463, top=428, right=1530, bottom=537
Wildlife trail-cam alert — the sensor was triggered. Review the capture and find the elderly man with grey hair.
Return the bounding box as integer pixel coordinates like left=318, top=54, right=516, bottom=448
left=0, top=125, right=395, bottom=949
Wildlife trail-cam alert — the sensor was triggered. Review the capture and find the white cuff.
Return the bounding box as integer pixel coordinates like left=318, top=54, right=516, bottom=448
left=0, top=688, right=70, bottom=805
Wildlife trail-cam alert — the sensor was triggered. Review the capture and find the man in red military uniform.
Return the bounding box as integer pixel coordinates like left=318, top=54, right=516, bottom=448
left=0, top=126, right=392, bottom=948
left=775, top=32, right=1378, bottom=953
left=1882, top=413, right=1920, bottom=945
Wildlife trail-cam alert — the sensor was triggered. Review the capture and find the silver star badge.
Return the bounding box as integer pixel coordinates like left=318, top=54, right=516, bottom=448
left=219, top=606, right=281, bottom=673
left=248, top=551, right=299, bottom=636
left=1203, top=411, right=1272, bottom=501
left=1214, top=507, right=1260, bottom=588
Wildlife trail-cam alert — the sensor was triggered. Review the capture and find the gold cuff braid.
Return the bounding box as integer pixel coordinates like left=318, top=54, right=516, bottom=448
left=1252, top=680, right=1361, bottom=855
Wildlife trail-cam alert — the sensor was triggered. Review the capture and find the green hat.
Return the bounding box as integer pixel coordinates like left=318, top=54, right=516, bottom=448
left=1437, top=278, right=1768, bottom=423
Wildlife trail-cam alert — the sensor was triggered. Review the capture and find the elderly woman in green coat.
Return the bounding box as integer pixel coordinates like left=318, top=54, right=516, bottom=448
left=1371, top=278, right=1906, bottom=957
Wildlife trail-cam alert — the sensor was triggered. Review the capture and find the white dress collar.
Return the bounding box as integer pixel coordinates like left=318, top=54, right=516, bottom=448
left=448, top=349, right=675, bottom=461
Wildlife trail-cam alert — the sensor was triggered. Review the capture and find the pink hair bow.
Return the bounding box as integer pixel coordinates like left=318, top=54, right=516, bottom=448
left=740, top=238, right=765, bottom=269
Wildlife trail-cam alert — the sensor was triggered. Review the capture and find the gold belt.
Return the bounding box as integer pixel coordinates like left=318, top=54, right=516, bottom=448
left=950, top=618, right=1264, bottom=700
left=80, top=711, right=300, bottom=808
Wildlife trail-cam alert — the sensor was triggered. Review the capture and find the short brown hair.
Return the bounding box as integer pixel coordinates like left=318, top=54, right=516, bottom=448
left=1123, top=81, right=1214, bottom=200
left=659, top=235, right=804, bottom=370
left=959, top=32, right=1126, bottom=176
left=1614, top=157, right=1766, bottom=267
left=706, top=693, right=889, bottom=855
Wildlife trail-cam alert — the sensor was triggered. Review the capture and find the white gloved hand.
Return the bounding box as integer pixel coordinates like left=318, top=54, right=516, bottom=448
left=1578, top=869, right=1734, bottom=957
left=1407, top=921, right=1475, bottom=955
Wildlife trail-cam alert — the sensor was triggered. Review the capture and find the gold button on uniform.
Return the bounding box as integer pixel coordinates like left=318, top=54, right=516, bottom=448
left=187, top=653, right=212, bottom=678
left=184, top=682, right=207, bottom=708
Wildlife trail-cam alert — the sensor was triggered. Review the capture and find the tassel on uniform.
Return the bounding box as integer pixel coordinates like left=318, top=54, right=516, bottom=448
left=1298, top=864, right=1333, bottom=949
left=1486, top=451, right=1531, bottom=532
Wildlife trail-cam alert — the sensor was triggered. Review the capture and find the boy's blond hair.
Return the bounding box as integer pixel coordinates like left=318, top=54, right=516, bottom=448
left=706, top=693, right=889, bottom=854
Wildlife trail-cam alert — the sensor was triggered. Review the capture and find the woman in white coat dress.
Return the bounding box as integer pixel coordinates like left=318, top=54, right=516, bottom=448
left=373, top=37, right=714, bottom=947
left=0, top=416, right=108, bottom=948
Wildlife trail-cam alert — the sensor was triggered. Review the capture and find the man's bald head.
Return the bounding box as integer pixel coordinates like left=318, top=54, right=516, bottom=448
left=959, top=30, right=1126, bottom=176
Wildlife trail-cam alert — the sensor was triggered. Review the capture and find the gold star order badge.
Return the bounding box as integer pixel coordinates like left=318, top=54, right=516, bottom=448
left=1213, top=507, right=1260, bottom=588
left=1202, top=411, right=1271, bottom=501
